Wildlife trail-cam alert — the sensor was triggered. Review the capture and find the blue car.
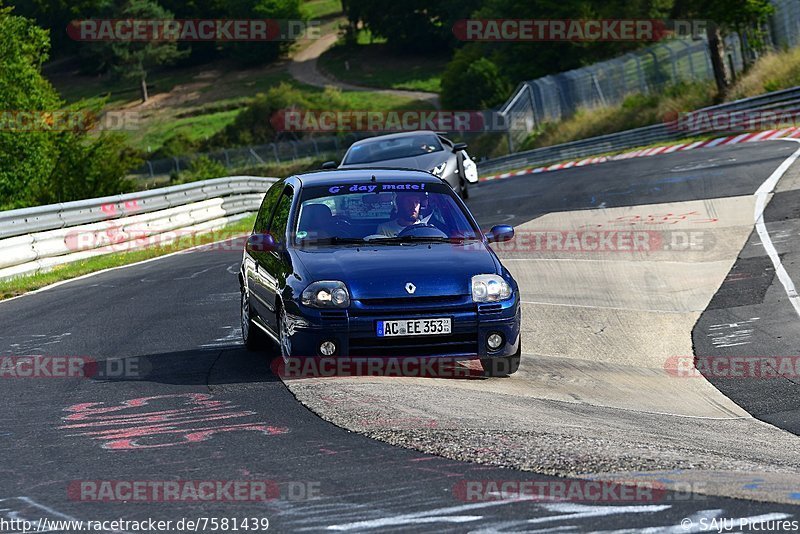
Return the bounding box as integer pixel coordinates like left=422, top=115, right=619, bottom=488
left=238, top=169, right=521, bottom=376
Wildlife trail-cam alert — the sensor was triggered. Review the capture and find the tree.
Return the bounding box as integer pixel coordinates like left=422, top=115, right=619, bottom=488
left=672, top=0, right=774, bottom=95
left=0, top=5, right=140, bottom=210
left=98, top=0, right=186, bottom=102
left=217, top=0, right=303, bottom=66
left=0, top=4, right=61, bottom=208
left=7, top=0, right=106, bottom=57
left=343, top=0, right=483, bottom=52
left=441, top=44, right=510, bottom=110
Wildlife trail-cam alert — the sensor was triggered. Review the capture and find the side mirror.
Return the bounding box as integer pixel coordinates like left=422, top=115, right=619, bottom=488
left=246, top=233, right=278, bottom=253
left=453, top=142, right=468, bottom=151
left=321, top=161, right=338, bottom=169
left=485, top=225, right=514, bottom=243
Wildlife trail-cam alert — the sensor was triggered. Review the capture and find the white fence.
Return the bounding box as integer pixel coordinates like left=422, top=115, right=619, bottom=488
left=0, top=176, right=276, bottom=281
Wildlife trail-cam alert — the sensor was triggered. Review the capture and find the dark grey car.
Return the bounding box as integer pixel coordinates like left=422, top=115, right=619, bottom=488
left=333, top=131, right=477, bottom=199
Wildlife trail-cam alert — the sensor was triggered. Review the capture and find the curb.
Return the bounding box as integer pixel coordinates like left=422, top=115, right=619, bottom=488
left=479, top=128, right=800, bottom=182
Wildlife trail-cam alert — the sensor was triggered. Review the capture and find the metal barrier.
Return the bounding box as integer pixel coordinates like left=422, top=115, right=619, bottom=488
left=129, top=133, right=376, bottom=182
left=0, top=176, right=277, bottom=281
left=479, top=86, right=800, bottom=176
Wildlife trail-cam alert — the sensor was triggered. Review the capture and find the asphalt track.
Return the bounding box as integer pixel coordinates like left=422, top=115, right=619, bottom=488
left=1, top=141, right=800, bottom=532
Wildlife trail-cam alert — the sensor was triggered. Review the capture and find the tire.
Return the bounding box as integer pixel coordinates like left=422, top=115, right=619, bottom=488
left=481, top=346, right=521, bottom=377
left=457, top=156, right=469, bottom=199
left=241, top=288, right=268, bottom=351
left=277, top=304, right=292, bottom=360
left=460, top=178, right=469, bottom=200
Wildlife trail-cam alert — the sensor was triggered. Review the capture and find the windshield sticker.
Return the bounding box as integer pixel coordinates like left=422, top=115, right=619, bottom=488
left=327, top=183, right=427, bottom=194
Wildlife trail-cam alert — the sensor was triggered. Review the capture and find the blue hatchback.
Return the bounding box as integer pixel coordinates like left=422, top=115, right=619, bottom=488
left=239, top=169, right=521, bottom=376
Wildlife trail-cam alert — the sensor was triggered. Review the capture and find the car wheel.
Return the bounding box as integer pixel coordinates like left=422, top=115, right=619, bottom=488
left=241, top=288, right=268, bottom=351
left=459, top=178, right=469, bottom=200
left=457, top=157, right=469, bottom=199
left=481, top=346, right=520, bottom=377
left=278, top=305, right=293, bottom=359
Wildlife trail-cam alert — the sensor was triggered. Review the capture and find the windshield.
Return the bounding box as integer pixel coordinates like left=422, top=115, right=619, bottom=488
left=342, top=133, right=444, bottom=164
left=294, top=181, right=480, bottom=245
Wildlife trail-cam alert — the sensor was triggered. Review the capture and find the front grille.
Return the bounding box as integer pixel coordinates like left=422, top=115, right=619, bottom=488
left=478, top=303, right=503, bottom=314
left=320, top=310, right=348, bottom=324
left=358, top=295, right=464, bottom=307
left=347, top=332, right=478, bottom=358
left=352, top=295, right=474, bottom=317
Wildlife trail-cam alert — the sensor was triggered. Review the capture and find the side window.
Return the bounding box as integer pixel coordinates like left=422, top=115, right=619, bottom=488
left=254, top=183, right=284, bottom=233
left=266, top=189, right=294, bottom=244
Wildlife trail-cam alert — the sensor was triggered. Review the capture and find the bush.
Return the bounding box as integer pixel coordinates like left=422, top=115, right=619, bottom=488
left=171, top=156, right=228, bottom=184
left=205, top=83, right=352, bottom=149
left=153, top=132, right=201, bottom=159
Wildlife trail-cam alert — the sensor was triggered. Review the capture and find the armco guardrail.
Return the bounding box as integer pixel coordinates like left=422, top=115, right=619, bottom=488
left=0, top=176, right=277, bottom=281
left=479, top=86, right=800, bottom=176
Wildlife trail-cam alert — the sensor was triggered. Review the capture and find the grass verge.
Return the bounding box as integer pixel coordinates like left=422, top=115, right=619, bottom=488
left=318, top=42, right=446, bottom=93
left=0, top=214, right=256, bottom=301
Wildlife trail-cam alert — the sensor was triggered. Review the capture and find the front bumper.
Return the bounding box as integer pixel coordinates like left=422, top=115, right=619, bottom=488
left=284, top=294, right=520, bottom=360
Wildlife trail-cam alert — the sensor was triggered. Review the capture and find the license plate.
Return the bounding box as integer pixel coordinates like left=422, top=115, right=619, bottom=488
left=377, top=318, right=452, bottom=337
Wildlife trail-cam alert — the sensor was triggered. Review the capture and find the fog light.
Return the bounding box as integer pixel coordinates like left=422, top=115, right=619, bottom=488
left=320, top=341, right=337, bottom=356
left=487, top=333, right=504, bottom=350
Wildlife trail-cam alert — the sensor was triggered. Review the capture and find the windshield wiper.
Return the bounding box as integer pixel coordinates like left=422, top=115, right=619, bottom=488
left=298, top=237, right=366, bottom=246
left=371, top=236, right=479, bottom=244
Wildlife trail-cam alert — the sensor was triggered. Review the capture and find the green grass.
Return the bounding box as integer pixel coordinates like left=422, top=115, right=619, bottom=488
left=0, top=214, right=256, bottom=300
left=310, top=85, right=435, bottom=110
left=318, top=42, right=445, bottom=93
left=301, top=0, right=343, bottom=19
left=132, top=108, right=243, bottom=153
left=52, top=67, right=203, bottom=106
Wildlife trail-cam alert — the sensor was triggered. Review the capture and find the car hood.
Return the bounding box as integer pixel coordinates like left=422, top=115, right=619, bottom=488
left=340, top=151, right=451, bottom=171
left=294, top=243, right=498, bottom=300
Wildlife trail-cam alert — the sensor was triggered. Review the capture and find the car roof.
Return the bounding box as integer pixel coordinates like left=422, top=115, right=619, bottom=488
left=293, top=168, right=442, bottom=188
left=348, top=130, right=439, bottom=148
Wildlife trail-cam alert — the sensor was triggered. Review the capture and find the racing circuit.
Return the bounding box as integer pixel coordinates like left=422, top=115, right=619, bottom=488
left=1, top=139, right=800, bottom=531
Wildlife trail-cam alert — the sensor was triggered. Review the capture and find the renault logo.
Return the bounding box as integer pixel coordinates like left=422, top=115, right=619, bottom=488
left=405, top=283, right=416, bottom=294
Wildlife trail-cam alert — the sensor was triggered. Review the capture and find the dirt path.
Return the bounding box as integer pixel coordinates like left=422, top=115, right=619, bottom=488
left=289, top=33, right=441, bottom=108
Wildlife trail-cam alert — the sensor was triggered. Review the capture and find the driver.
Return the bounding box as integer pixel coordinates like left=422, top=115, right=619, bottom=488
left=377, top=192, right=424, bottom=237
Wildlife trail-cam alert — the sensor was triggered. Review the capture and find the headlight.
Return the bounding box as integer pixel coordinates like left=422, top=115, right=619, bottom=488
left=430, top=162, right=447, bottom=177
left=302, top=281, right=350, bottom=308
left=471, top=274, right=512, bottom=303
